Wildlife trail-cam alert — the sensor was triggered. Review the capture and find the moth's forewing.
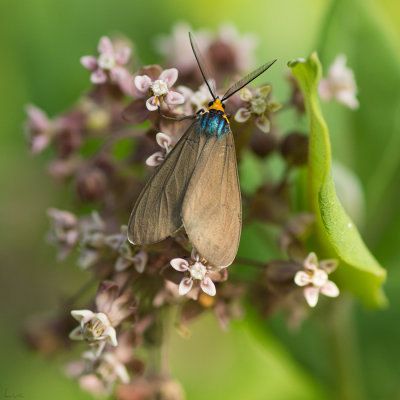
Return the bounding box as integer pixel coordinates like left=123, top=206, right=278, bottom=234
left=182, top=131, right=241, bottom=267
left=128, top=120, right=206, bottom=245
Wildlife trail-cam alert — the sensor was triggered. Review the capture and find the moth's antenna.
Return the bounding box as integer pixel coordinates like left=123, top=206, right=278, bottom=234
left=222, top=59, right=277, bottom=101
left=189, top=32, right=216, bottom=101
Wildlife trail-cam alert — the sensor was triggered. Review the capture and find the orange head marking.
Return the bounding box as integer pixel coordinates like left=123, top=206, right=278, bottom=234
left=208, top=98, right=225, bottom=113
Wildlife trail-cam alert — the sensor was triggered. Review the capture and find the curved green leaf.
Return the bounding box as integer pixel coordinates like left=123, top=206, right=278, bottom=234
left=288, top=53, right=386, bottom=307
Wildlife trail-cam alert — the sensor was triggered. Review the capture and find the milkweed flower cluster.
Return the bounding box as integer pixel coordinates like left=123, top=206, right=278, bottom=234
left=22, top=23, right=359, bottom=399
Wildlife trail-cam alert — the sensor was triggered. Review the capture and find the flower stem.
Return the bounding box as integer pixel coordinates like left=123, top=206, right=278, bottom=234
left=323, top=295, right=365, bottom=400
left=145, top=307, right=170, bottom=378
left=315, top=0, right=340, bottom=59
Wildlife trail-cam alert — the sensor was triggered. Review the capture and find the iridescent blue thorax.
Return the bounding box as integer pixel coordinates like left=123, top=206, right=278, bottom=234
left=198, top=108, right=230, bottom=139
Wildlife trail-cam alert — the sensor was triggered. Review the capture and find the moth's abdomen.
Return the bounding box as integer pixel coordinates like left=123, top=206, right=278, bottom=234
left=199, top=110, right=230, bottom=138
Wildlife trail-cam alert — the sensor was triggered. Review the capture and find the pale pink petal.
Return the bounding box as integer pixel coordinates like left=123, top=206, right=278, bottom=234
left=234, top=108, right=251, bottom=123
left=78, top=249, right=100, bottom=269
left=294, top=271, right=311, bottom=287
left=177, top=85, right=193, bottom=99
left=25, top=104, right=49, bottom=131
left=115, top=47, right=131, bottom=65
left=179, top=277, right=193, bottom=295
left=118, top=71, right=136, bottom=96
left=304, top=252, right=318, bottom=271
left=320, top=280, right=340, bottom=298
left=69, top=326, right=84, bottom=341
left=110, top=66, right=127, bottom=82
left=170, top=258, right=189, bottom=272
left=145, top=151, right=164, bottom=166
left=91, top=341, right=106, bottom=357
left=90, top=69, right=107, bottom=84
left=303, top=286, right=320, bottom=307
left=79, top=374, right=106, bottom=397
left=318, top=79, right=332, bottom=100
left=329, top=54, right=347, bottom=78
left=80, top=55, right=98, bottom=71
left=239, top=88, right=252, bottom=102
left=159, top=68, right=178, bottom=87
left=64, top=360, right=86, bottom=378
left=115, top=256, right=132, bottom=272
left=336, top=90, right=359, bottom=109
left=31, top=134, right=50, bottom=154
left=200, top=276, right=216, bottom=296
left=114, top=362, right=130, bottom=384
left=105, top=326, right=118, bottom=346
left=165, top=91, right=185, bottom=105
left=134, top=74, right=152, bottom=93
left=146, top=96, right=159, bottom=111
left=190, top=249, right=201, bottom=262
left=108, top=292, right=136, bottom=326
left=319, top=259, right=338, bottom=274
left=132, top=250, right=148, bottom=273
left=71, top=309, right=94, bottom=323
left=95, top=281, right=119, bottom=313
left=156, top=132, right=172, bottom=149
left=98, top=36, right=113, bottom=54
left=255, top=116, right=270, bottom=133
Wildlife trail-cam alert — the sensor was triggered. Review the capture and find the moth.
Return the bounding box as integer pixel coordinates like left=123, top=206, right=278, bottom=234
left=128, top=32, right=276, bottom=267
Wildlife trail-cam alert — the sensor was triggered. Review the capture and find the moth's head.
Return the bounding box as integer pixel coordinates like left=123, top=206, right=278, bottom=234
left=208, top=97, right=225, bottom=113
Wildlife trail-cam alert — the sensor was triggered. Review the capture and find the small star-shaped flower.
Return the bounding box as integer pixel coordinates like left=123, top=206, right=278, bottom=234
left=294, top=252, right=339, bottom=307
left=318, top=54, right=359, bottom=109
left=170, top=251, right=225, bottom=297
left=134, top=68, right=184, bottom=111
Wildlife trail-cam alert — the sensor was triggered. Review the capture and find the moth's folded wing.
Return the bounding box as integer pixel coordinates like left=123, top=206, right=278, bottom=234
left=128, top=121, right=205, bottom=245
left=182, top=132, right=242, bottom=267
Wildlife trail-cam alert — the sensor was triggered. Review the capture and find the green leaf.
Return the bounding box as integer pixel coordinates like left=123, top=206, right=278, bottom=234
left=288, top=53, right=386, bottom=307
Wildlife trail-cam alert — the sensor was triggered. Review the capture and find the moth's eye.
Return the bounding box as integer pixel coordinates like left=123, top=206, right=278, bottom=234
left=222, top=103, right=226, bottom=109
left=208, top=101, right=213, bottom=107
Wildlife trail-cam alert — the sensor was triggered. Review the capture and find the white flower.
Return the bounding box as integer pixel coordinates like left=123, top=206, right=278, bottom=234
left=319, top=54, right=359, bottom=109
left=69, top=310, right=118, bottom=353
left=134, top=68, right=184, bottom=111
left=294, top=252, right=339, bottom=307
left=234, top=86, right=281, bottom=133
left=97, top=352, right=130, bottom=385
left=190, top=82, right=216, bottom=112
left=170, top=252, right=220, bottom=297
left=80, top=36, right=132, bottom=86
left=105, top=226, right=148, bottom=273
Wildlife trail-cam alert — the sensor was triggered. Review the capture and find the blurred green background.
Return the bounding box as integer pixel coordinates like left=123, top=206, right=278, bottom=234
left=1, top=0, right=400, bottom=398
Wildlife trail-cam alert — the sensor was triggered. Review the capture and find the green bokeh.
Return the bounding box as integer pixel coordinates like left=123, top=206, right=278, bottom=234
left=1, top=0, right=399, bottom=399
